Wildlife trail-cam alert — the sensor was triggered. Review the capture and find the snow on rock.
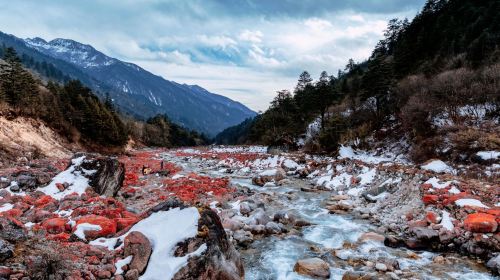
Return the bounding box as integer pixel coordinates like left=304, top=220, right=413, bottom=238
left=440, top=210, right=454, bottom=231
left=424, top=177, right=452, bottom=189
left=91, top=207, right=205, bottom=280
left=421, top=160, right=454, bottom=173
left=0, top=203, right=14, bottom=213
left=74, top=223, right=102, bottom=241
left=476, top=151, right=500, bottom=160
left=338, top=145, right=394, bottom=164
left=316, top=172, right=352, bottom=190
left=259, top=169, right=278, bottom=176
left=455, top=199, right=489, bottom=208
left=358, top=168, right=376, bottom=185
left=37, top=156, right=93, bottom=200
left=115, top=255, right=133, bottom=275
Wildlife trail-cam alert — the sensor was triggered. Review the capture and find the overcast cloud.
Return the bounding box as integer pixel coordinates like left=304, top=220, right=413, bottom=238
left=0, top=0, right=426, bottom=111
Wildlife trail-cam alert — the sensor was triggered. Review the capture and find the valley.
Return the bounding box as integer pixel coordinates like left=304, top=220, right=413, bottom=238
left=0, top=146, right=498, bottom=279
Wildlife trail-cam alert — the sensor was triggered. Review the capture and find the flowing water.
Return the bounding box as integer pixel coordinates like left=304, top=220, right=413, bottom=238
left=165, top=154, right=498, bottom=280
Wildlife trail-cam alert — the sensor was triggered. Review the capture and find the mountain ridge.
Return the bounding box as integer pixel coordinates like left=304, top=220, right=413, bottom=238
left=0, top=31, right=256, bottom=136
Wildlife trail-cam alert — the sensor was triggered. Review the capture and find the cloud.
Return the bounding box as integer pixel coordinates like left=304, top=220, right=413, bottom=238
left=0, top=0, right=426, bottom=111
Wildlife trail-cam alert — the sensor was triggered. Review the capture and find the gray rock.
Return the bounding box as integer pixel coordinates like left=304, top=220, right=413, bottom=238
left=233, top=230, right=253, bottom=246
left=16, top=174, right=37, bottom=190
left=78, top=153, right=125, bottom=197
left=487, top=255, right=500, bottom=274
left=0, top=239, right=13, bottom=262
left=9, top=184, right=20, bottom=192
left=265, top=222, right=281, bottom=234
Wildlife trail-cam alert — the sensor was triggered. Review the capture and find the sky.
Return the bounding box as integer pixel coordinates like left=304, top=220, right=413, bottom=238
left=0, top=0, right=426, bottom=111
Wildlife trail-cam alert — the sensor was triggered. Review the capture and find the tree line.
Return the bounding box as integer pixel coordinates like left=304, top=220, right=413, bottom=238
left=216, top=0, right=500, bottom=159
left=0, top=47, right=207, bottom=150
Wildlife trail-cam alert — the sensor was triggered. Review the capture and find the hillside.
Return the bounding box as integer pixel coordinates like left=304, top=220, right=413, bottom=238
left=0, top=32, right=256, bottom=136
left=0, top=49, right=207, bottom=160
left=216, top=0, right=500, bottom=166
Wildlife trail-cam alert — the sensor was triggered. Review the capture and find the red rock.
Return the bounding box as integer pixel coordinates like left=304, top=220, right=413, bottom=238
left=42, top=218, right=68, bottom=234
left=0, top=209, right=23, bottom=218
left=425, top=212, right=439, bottom=224
left=88, top=255, right=100, bottom=265
left=34, top=195, right=56, bottom=207
left=48, top=232, right=71, bottom=241
left=487, top=209, right=500, bottom=216
left=76, top=215, right=117, bottom=238
left=0, top=266, right=12, bottom=278
left=464, top=213, right=498, bottom=233
left=116, top=217, right=138, bottom=231
left=421, top=183, right=433, bottom=190
left=56, top=183, right=65, bottom=191
left=422, top=194, right=439, bottom=205
left=409, top=219, right=428, bottom=228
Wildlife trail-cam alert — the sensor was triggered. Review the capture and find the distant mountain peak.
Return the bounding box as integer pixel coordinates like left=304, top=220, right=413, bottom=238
left=15, top=34, right=257, bottom=136
left=25, top=37, right=116, bottom=68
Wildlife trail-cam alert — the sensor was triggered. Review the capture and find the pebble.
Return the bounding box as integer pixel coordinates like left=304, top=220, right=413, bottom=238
left=375, top=262, right=388, bottom=271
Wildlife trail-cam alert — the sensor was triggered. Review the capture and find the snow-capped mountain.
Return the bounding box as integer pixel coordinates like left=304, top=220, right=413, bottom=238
left=8, top=34, right=256, bottom=136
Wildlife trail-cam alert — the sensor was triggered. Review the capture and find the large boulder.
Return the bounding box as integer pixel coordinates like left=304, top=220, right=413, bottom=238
left=293, top=258, right=330, bottom=279
left=77, top=153, right=125, bottom=197
left=146, top=199, right=244, bottom=280
left=464, top=213, right=498, bottom=233
left=252, top=168, right=286, bottom=186
left=124, top=231, right=152, bottom=274
left=487, top=255, right=500, bottom=275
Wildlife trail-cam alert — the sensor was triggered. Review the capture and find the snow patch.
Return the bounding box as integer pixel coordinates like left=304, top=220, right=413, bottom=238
left=455, top=199, right=489, bottom=208
left=90, top=207, right=204, bottom=280
left=440, top=210, right=454, bottom=231
left=0, top=203, right=14, bottom=213
left=421, top=160, right=454, bottom=173
left=74, top=223, right=102, bottom=241
left=476, top=151, right=500, bottom=160
left=37, top=156, right=93, bottom=200
left=115, top=256, right=133, bottom=275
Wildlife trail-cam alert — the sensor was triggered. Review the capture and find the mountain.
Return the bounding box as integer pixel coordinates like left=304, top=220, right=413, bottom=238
left=0, top=31, right=256, bottom=136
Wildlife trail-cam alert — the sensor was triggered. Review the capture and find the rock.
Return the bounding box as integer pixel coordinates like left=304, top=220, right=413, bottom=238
left=9, top=184, right=20, bottom=192
left=386, top=272, right=400, bottom=280
left=411, top=227, right=439, bottom=241
left=330, top=195, right=349, bottom=201
left=265, top=222, right=281, bottom=234
left=425, top=212, right=440, bottom=224
left=75, top=215, right=117, bottom=239
left=41, top=218, right=68, bottom=234
left=375, top=262, right=387, bottom=271
left=0, top=239, right=14, bottom=262
left=293, top=258, right=330, bottom=279
left=342, top=271, right=373, bottom=280
left=125, top=269, right=139, bottom=280
left=251, top=168, right=286, bottom=186
left=422, top=194, right=439, bottom=205
left=173, top=205, right=244, bottom=280
left=486, top=255, right=500, bottom=274
left=239, top=202, right=252, bottom=215
left=16, top=174, right=37, bottom=190
left=433, top=255, right=445, bottom=264
left=124, top=231, right=152, bottom=274
left=0, top=217, right=27, bottom=242
left=358, top=232, right=385, bottom=243
left=78, top=154, right=125, bottom=197
left=233, top=230, right=253, bottom=246
left=251, top=208, right=270, bottom=225
left=222, top=218, right=244, bottom=231
left=464, top=213, right=498, bottom=233
left=0, top=266, right=12, bottom=278
left=293, top=219, right=312, bottom=227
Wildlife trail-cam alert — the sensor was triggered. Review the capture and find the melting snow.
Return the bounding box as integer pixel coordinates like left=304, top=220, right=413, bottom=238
left=421, top=160, right=454, bottom=173
left=38, top=156, right=93, bottom=200
left=338, top=145, right=394, bottom=164
left=115, top=256, right=133, bottom=275
left=455, top=199, right=489, bottom=208
left=74, top=223, right=102, bottom=241
left=476, top=151, right=500, bottom=160
left=0, top=203, right=14, bottom=213
left=90, top=207, right=204, bottom=280
left=440, top=210, right=454, bottom=231
left=424, top=177, right=452, bottom=189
